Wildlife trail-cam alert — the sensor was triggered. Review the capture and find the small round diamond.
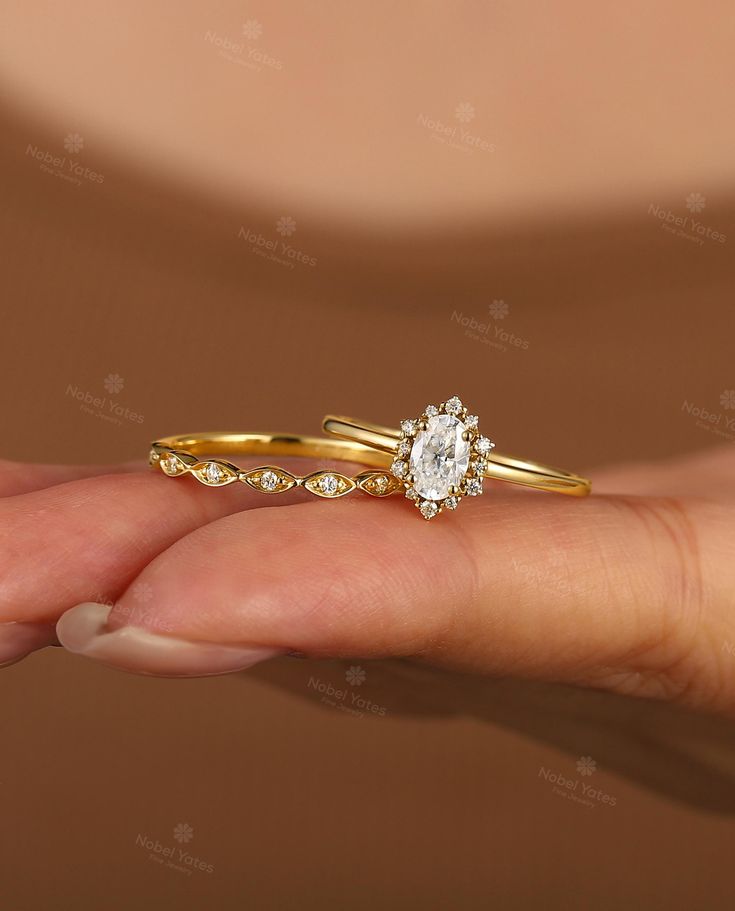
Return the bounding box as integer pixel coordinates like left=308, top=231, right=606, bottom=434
left=400, top=419, right=418, bottom=436
left=163, top=455, right=180, bottom=474
left=465, top=477, right=483, bottom=496
left=405, top=487, right=418, bottom=500
left=205, top=462, right=223, bottom=484
left=444, top=396, right=463, bottom=415
left=443, top=495, right=459, bottom=510
left=398, top=440, right=411, bottom=456
left=471, top=459, right=488, bottom=475
left=372, top=475, right=389, bottom=494
left=465, top=414, right=479, bottom=430
left=260, top=470, right=279, bottom=491
left=425, top=404, right=438, bottom=417
left=475, top=436, right=494, bottom=455
left=392, top=459, right=408, bottom=479
left=318, top=474, right=339, bottom=496
left=419, top=500, right=439, bottom=519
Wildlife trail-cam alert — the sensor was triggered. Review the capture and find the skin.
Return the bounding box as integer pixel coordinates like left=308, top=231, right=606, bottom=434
left=0, top=446, right=733, bottom=717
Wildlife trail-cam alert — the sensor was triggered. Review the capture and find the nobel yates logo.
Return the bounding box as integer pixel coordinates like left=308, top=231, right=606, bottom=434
left=539, top=763, right=617, bottom=808
left=450, top=309, right=530, bottom=352
left=25, top=133, right=104, bottom=187
left=417, top=111, right=495, bottom=154
left=134, top=824, right=214, bottom=876
left=65, top=374, right=144, bottom=426
left=648, top=202, right=726, bottom=246
left=238, top=226, right=317, bottom=268
left=308, top=675, right=387, bottom=718
left=681, top=396, right=735, bottom=441
left=204, top=27, right=283, bottom=71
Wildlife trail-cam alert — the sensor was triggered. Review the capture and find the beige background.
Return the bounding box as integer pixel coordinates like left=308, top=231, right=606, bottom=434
left=1, top=2, right=735, bottom=907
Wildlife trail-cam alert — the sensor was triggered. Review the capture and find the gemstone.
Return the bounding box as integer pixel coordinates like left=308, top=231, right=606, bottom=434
left=373, top=475, right=389, bottom=494
left=444, top=396, right=462, bottom=415
left=465, top=477, right=483, bottom=496
left=425, top=404, right=438, bottom=417
left=409, top=414, right=470, bottom=501
left=419, top=500, right=439, bottom=519
left=163, top=454, right=180, bottom=474
left=465, top=414, right=479, bottom=430
left=391, top=459, right=408, bottom=479
left=398, top=440, right=411, bottom=456
left=260, top=470, right=279, bottom=491
left=471, top=459, right=488, bottom=475
left=405, top=487, right=418, bottom=500
left=400, top=419, right=418, bottom=436
left=443, top=496, right=459, bottom=510
left=318, top=474, right=339, bottom=495
left=475, top=436, right=494, bottom=455
left=205, top=462, right=223, bottom=484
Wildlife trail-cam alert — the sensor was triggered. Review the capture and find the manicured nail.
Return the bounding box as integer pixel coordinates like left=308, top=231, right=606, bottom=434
left=0, top=621, right=58, bottom=668
left=56, top=603, right=281, bottom=677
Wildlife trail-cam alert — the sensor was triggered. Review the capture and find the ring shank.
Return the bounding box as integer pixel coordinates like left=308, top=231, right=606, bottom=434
left=152, top=432, right=393, bottom=469
left=321, top=416, right=591, bottom=496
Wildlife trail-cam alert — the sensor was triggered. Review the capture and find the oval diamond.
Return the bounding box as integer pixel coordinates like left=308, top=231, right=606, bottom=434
left=409, top=414, right=470, bottom=501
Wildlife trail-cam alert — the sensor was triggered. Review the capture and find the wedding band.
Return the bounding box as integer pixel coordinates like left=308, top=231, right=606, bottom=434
left=322, top=395, right=591, bottom=519
left=149, top=432, right=403, bottom=498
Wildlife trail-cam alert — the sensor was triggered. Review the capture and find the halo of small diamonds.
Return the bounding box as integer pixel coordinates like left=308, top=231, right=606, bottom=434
left=392, top=395, right=495, bottom=520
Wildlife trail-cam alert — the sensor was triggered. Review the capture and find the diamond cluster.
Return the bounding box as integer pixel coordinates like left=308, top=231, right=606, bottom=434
left=392, top=396, right=494, bottom=520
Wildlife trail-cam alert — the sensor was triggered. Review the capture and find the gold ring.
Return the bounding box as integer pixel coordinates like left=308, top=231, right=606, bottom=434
left=322, top=395, right=591, bottom=519
left=149, top=432, right=403, bottom=498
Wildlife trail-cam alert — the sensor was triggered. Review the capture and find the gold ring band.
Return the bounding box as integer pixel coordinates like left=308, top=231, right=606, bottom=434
left=322, top=394, right=591, bottom=519
left=149, top=432, right=402, bottom=498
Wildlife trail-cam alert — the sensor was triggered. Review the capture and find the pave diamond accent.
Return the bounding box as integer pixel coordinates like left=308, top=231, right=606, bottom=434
left=444, top=396, right=462, bottom=415
left=205, top=462, right=223, bottom=484
left=400, top=419, right=418, bottom=436
left=464, top=477, right=483, bottom=496
left=419, top=500, right=439, bottom=519
left=475, top=436, right=494, bottom=455
left=391, top=459, right=408, bottom=479
left=409, top=413, right=470, bottom=501
left=260, top=470, right=279, bottom=491
left=443, top=496, right=460, bottom=510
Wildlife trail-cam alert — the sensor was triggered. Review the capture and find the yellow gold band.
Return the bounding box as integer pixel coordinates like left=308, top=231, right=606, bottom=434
left=322, top=416, right=591, bottom=497
left=149, top=432, right=401, bottom=498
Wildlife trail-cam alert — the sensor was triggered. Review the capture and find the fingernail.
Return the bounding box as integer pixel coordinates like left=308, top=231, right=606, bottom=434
left=56, top=603, right=281, bottom=678
left=0, top=621, right=58, bottom=668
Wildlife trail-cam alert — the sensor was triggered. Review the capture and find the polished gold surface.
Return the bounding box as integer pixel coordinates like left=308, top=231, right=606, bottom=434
left=322, top=415, right=591, bottom=497
left=149, top=432, right=400, bottom=498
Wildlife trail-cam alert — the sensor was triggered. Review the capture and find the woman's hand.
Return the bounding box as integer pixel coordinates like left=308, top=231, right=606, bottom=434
left=2, top=445, right=733, bottom=718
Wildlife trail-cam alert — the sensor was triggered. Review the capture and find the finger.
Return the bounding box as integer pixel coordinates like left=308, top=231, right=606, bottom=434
left=0, top=458, right=145, bottom=497
left=0, top=458, right=344, bottom=628
left=592, top=445, right=735, bottom=498
left=57, top=490, right=734, bottom=715
left=0, top=621, right=58, bottom=668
